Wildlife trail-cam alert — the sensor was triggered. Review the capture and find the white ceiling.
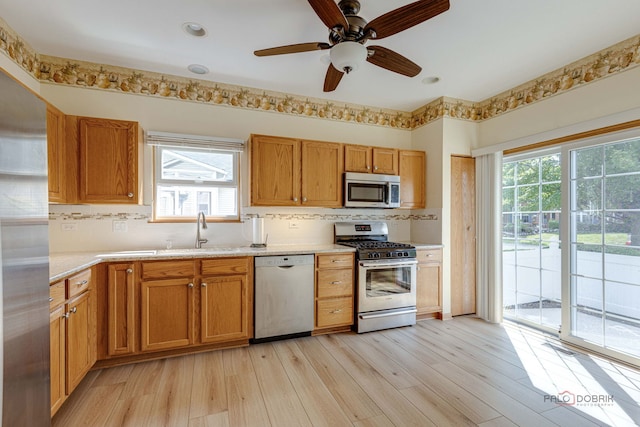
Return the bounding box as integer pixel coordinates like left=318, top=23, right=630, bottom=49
left=2, top=0, right=640, bottom=111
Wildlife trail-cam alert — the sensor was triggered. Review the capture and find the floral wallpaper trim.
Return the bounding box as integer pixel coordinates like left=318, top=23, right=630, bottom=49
left=1, top=16, right=638, bottom=129
left=410, top=34, right=640, bottom=125
left=49, top=212, right=150, bottom=221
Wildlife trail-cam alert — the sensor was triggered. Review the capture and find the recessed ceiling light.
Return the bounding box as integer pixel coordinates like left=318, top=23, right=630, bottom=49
left=188, top=64, right=209, bottom=75
left=182, top=22, right=207, bottom=37
left=422, top=76, right=440, bottom=84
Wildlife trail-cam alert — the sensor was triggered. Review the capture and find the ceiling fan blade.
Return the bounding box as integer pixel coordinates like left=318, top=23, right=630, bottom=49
left=366, top=46, right=422, bottom=77
left=254, top=42, right=331, bottom=56
left=308, top=0, right=349, bottom=30
left=364, top=0, right=450, bottom=40
left=323, top=64, right=344, bottom=92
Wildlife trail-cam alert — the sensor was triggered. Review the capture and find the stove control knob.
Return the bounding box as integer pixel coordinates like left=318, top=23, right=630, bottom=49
left=386, top=253, right=391, bottom=257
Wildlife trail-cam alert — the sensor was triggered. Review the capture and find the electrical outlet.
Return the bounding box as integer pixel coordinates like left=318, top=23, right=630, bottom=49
left=61, top=222, right=77, bottom=231
left=288, top=221, right=300, bottom=229
left=112, top=220, right=128, bottom=232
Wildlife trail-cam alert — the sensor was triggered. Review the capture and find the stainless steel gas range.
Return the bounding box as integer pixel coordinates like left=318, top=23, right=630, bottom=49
left=335, top=221, right=417, bottom=333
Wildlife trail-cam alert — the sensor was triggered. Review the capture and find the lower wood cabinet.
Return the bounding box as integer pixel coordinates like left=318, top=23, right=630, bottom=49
left=314, top=253, right=354, bottom=333
left=416, top=248, right=443, bottom=318
left=102, top=257, right=252, bottom=362
left=49, top=268, right=95, bottom=417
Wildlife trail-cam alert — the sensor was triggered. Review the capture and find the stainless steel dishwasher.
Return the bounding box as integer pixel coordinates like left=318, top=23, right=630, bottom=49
left=253, top=255, right=315, bottom=342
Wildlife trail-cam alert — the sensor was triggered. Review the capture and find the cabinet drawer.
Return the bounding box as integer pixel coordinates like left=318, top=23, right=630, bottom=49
left=49, top=281, right=66, bottom=310
left=316, top=253, right=354, bottom=269
left=316, top=297, right=353, bottom=328
left=201, top=257, right=249, bottom=275
left=141, top=260, right=195, bottom=279
left=416, top=248, right=442, bottom=263
left=67, top=269, right=91, bottom=298
left=317, top=269, right=353, bottom=298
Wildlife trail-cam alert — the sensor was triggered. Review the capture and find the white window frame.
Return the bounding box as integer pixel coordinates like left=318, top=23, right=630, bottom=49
left=147, top=131, right=244, bottom=222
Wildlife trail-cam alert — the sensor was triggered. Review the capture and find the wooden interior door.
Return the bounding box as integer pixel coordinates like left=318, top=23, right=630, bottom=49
left=451, top=155, right=476, bottom=316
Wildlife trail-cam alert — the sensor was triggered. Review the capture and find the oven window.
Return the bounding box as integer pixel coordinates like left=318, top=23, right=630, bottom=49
left=349, top=183, right=385, bottom=202
left=366, top=265, right=412, bottom=297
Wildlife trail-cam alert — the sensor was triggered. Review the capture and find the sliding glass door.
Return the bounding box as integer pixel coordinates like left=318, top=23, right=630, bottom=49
left=502, top=153, right=562, bottom=331
left=568, top=138, right=640, bottom=359
left=502, top=135, right=640, bottom=364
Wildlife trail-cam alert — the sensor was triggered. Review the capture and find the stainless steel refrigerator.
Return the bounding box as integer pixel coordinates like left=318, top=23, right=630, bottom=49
left=0, top=69, right=50, bottom=424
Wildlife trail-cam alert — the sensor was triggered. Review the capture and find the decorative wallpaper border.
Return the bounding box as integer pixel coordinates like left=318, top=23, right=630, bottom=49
left=1, top=16, right=639, bottom=129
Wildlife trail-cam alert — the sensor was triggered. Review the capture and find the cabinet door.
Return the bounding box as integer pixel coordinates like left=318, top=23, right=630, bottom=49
left=416, top=262, right=442, bottom=315
left=344, top=144, right=372, bottom=173
left=141, top=278, right=194, bottom=351
left=66, top=291, right=92, bottom=393
left=50, top=306, right=66, bottom=415
left=108, top=263, right=136, bottom=356
left=200, top=275, right=249, bottom=343
left=399, top=150, right=426, bottom=208
left=250, top=135, right=300, bottom=206
left=78, top=117, right=139, bottom=203
left=372, top=148, right=398, bottom=174
left=47, top=104, right=66, bottom=202
left=301, top=140, right=344, bottom=207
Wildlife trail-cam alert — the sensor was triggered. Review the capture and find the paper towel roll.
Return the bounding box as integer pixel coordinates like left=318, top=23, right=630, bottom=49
left=252, top=217, right=265, bottom=245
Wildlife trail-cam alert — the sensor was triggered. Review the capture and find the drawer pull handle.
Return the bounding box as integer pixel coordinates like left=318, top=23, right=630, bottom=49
left=49, top=297, right=54, bottom=302
left=331, top=281, right=342, bottom=285
left=331, top=259, right=348, bottom=263
left=426, top=254, right=433, bottom=257
left=330, top=309, right=343, bottom=314
left=76, top=280, right=88, bottom=286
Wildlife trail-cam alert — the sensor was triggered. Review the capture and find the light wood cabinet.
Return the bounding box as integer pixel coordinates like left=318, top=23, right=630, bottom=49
left=345, top=145, right=398, bottom=175
left=201, top=257, right=251, bottom=343
left=49, top=268, right=96, bottom=417
left=77, top=117, right=141, bottom=203
left=107, top=263, right=136, bottom=356
left=416, top=248, right=443, bottom=318
left=301, top=139, right=344, bottom=207
left=140, top=260, right=196, bottom=352
left=399, top=150, right=426, bottom=209
left=49, top=292, right=66, bottom=416
left=250, top=134, right=343, bottom=207
left=47, top=103, right=66, bottom=202
left=314, top=253, right=354, bottom=333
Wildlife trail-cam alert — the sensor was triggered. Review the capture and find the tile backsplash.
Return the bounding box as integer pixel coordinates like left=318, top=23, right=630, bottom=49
left=48, top=204, right=439, bottom=253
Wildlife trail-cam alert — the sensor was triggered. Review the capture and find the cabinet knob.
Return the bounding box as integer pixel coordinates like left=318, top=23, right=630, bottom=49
left=293, top=197, right=298, bottom=202
left=366, top=165, right=371, bottom=170
left=126, top=268, right=133, bottom=274
left=127, top=192, right=134, bottom=198
left=49, top=297, right=54, bottom=302
left=302, top=197, right=307, bottom=202
left=63, top=312, right=70, bottom=319
left=188, top=283, right=194, bottom=288
left=374, top=165, right=378, bottom=170
left=201, top=282, right=207, bottom=288
left=76, top=280, right=88, bottom=287
left=70, top=307, right=77, bottom=314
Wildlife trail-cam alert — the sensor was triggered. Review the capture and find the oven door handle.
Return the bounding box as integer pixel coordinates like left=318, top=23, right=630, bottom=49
left=359, top=259, right=418, bottom=268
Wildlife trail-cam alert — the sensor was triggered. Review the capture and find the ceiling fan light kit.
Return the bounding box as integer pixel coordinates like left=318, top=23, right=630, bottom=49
left=254, top=0, right=450, bottom=91
left=330, top=41, right=367, bottom=73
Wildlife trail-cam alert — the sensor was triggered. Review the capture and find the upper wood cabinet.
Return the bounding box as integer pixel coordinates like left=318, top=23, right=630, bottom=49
left=76, top=117, right=142, bottom=203
left=47, top=103, right=66, bottom=203
left=250, top=134, right=343, bottom=207
left=399, top=150, right=426, bottom=209
left=345, top=145, right=398, bottom=175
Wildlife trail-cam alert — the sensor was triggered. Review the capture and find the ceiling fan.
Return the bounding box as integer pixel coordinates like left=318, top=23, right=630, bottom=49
left=254, top=0, right=450, bottom=92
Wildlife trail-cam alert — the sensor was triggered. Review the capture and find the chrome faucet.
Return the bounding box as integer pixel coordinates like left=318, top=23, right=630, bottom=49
left=195, top=211, right=208, bottom=248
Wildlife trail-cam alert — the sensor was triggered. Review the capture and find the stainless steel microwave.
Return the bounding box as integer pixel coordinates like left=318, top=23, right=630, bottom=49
left=344, top=172, right=401, bottom=208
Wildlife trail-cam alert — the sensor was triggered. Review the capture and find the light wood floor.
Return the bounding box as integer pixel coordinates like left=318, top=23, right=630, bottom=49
left=52, top=316, right=640, bottom=427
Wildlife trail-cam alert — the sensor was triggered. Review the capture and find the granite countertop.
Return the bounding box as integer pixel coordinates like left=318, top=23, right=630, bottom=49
left=49, top=243, right=356, bottom=283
